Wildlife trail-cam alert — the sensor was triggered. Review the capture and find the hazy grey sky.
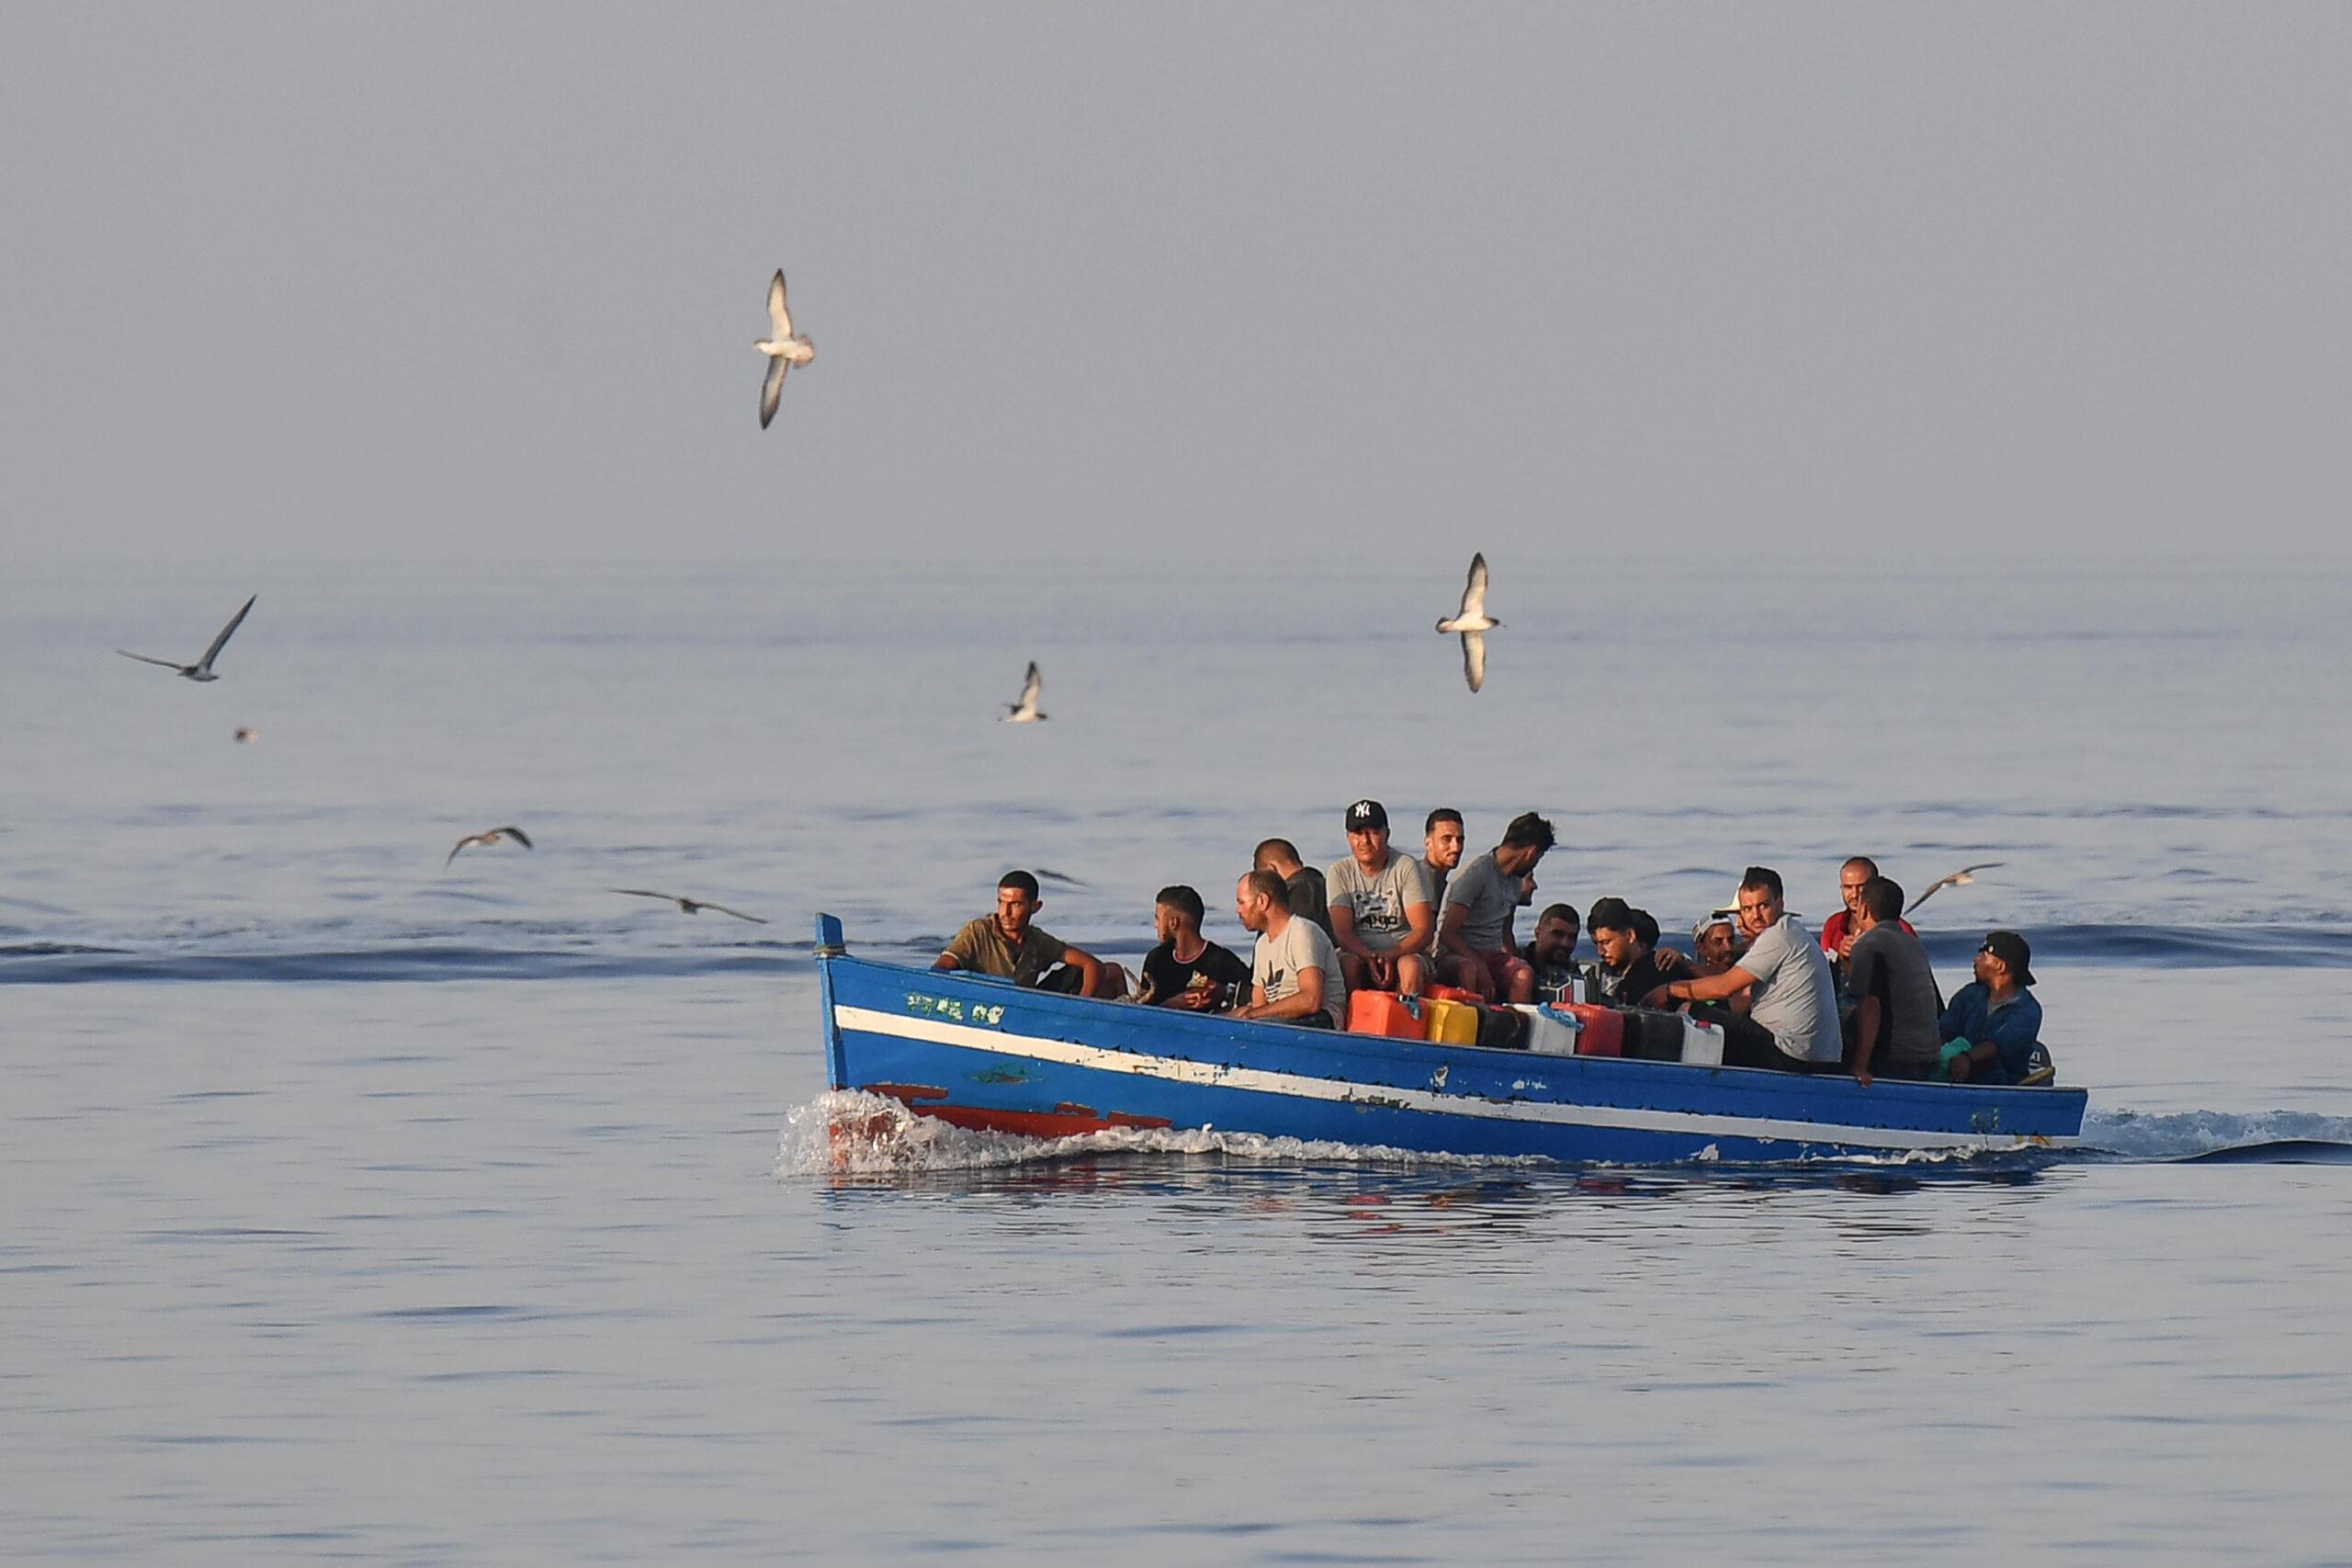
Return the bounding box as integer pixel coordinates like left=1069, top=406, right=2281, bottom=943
left=6, top=3, right=2348, bottom=564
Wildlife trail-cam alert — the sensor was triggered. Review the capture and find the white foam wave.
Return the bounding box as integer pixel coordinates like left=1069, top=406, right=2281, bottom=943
left=2079, top=1105, right=2352, bottom=1161
left=775, top=1090, right=1556, bottom=1179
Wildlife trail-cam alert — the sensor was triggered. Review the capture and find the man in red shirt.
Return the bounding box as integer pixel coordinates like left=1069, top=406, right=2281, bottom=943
left=1818, top=855, right=1913, bottom=964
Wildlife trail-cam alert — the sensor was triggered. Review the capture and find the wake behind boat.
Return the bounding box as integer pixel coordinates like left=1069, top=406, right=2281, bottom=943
left=812, top=915, right=2086, bottom=1163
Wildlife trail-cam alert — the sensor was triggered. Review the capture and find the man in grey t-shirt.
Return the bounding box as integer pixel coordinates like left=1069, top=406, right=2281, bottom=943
left=1326, top=798, right=1434, bottom=996
left=1434, top=811, right=1555, bottom=1003
left=1233, top=870, right=1347, bottom=1029
left=1651, top=865, right=1840, bottom=1070
left=1843, top=876, right=1944, bottom=1084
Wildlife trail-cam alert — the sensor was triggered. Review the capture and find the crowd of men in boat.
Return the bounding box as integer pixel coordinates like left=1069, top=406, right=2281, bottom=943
left=932, top=801, right=2051, bottom=1088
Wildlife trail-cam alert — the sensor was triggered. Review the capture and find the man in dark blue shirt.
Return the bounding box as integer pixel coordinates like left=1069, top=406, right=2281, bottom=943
left=1939, top=931, right=2043, bottom=1085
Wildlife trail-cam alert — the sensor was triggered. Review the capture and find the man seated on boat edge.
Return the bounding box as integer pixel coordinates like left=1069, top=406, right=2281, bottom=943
left=1940, top=931, right=2047, bottom=1085
left=1326, top=798, right=1435, bottom=998
left=1252, top=838, right=1336, bottom=941
left=1842, top=875, right=1945, bottom=1087
left=1136, top=884, right=1251, bottom=1010
left=1434, top=812, right=1555, bottom=1002
left=933, top=870, right=1126, bottom=998
left=1646, top=866, right=1842, bottom=1072
left=1234, top=870, right=1347, bottom=1029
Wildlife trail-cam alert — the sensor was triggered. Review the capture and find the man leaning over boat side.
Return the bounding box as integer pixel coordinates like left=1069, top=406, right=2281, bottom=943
left=1939, top=931, right=2046, bottom=1085
left=1433, top=812, right=1555, bottom=1003
left=1325, top=798, right=1435, bottom=998
left=1136, top=884, right=1251, bottom=1010
left=933, top=870, right=1126, bottom=999
left=1252, top=838, right=1336, bottom=942
left=1233, top=870, right=1347, bottom=1029
left=1842, top=876, right=1945, bottom=1087
left=1647, top=866, right=1842, bottom=1072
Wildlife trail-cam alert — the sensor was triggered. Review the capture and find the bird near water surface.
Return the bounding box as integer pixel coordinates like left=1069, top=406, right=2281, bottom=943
left=754, top=269, right=816, bottom=429
left=1434, top=553, right=1498, bottom=694
left=118, top=595, right=256, bottom=682
left=609, top=888, right=770, bottom=923
left=1905, top=863, right=2006, bottom=915
left=446, top=826, right=534, bottom=867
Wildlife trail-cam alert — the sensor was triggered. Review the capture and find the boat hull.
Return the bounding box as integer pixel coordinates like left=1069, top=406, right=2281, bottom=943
left=814, top=917, right=2085, bottom=1164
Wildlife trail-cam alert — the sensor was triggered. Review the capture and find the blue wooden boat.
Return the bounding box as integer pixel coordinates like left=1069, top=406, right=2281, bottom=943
left=813, top=915, right=2086, bottom=1163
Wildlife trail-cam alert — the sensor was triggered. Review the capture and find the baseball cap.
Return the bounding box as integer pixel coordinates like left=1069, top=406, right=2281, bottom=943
left=1344, top=799, right=1388, bottom=832
left=1693, top=909, right=1735, bottom=940
left=1979, top=931, right=2037, bottom=987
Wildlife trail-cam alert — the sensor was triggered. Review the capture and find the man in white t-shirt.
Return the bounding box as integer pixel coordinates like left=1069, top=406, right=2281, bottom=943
left=1326, top=798, right=1434, bottom=997
left=1649, top=865, right=1840, bottom=1070
left=1234, top=870, right=1347, bottom=1029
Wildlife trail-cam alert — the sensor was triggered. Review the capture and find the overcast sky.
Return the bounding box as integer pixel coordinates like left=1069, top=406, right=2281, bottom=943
left=6, top=3, right=2349, bottom=565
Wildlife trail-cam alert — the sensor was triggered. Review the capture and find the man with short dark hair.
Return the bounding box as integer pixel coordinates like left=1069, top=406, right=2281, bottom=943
left=1326, top=799, right=1434, bottom=997
left=1234, top=869, right=1346, bottom=1028
left=1939, top=931, right=2045, bottom=1085
left=1435, top=812, right=1555, bottom=1002
left=1843, top=876, right=1944, bottom=1086
left=935, top=870, right=1124, bottom=998
left=1649, top=866, right=1840, bottom=1070
left=1252, top=838, right=1334, bottom=940
left=1136, top=885, right=1251, bottom=1010
left=1589, top=897, right=1687, bottom=1007
left=1528, top=902, right=1585, bottom=1001
left=1422, top=808, right=1465, bottom=907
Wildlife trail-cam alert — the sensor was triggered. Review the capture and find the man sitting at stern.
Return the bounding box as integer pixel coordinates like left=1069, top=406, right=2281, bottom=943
left=1939, top=931, right=2046, bottom=1085
left=1647, top=866, right=1841, bottom=1071
left=1234, top=870, right=1347, bottom=1029
left=1435, top=813, right=1555, bottom=1003
left=936, top=870, right=1125, bottom=998
left=1326, top=798, right=1434, bottom=997
left=1136, top=884, right=1251, bottom=1010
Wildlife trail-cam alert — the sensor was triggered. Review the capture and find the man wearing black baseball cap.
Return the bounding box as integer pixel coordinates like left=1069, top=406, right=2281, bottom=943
left=1938, top=931, right=2043, bottom=1085
left=1325, top=799, right=1435, bottom=996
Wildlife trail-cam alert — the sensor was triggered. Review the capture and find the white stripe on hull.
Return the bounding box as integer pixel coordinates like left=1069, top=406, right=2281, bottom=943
left=831, top=1006, right=2069, bottom=1154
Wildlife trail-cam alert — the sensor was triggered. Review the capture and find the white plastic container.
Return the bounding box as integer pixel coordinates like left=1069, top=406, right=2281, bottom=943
left=1513, top=1004, right=1583, bottom=1055
left=1679, top=1014, right=1725, bottom=1066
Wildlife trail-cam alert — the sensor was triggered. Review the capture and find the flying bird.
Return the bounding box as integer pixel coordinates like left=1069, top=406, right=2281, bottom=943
left=232, top=727, right=257, bottom=744
left=1002, top=661, right=1046, bottom=722
left=1032, top=867, right=1088, bottom=889
left=446, top=826, right=534, bottom=867
left=119, top=594, right=256, bottom=682
left=1434, top=553, right=1498, bottom=694
left=754, top=269, right=816, bottom=428
left=609, top=888, right=769, bottom=924
left=1905, top=863, right=2006, bottom=916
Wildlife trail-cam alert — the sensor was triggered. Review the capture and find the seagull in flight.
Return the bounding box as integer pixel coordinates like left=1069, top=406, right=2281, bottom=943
left=1002, top=661, right=1046, bottom=722
left=446, top=826, right=533, bottom=867
left=232, top=727, right=257, bottom=744
left=754, top=269, right=816, bottom=429
left=1434, top=553, right=1498, bottom=694
left=119, top=595, right=256, bottom=682
left=609, top=888, right=770, bottom=923
left=1905, top=863, right=2006, bottom=916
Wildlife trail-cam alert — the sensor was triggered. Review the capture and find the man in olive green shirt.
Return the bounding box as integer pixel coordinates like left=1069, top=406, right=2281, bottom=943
left=934, top=870, right=1124, bottom=998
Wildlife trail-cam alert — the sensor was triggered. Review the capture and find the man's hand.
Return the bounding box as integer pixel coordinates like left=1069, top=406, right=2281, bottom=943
left=1167, top=985, right=1216, bottom=1011
left=1641, top=984, right=1674, bottom=1009
left=1367, top=953, right=1396, bottom=989
left=1838, top=929, right=1859, bottom=961
left=1948, top=1052, right=1974, bottom=1084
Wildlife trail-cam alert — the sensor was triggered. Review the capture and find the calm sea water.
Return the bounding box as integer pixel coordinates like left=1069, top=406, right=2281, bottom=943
left=6, top=559, right=2351, bottom=1562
